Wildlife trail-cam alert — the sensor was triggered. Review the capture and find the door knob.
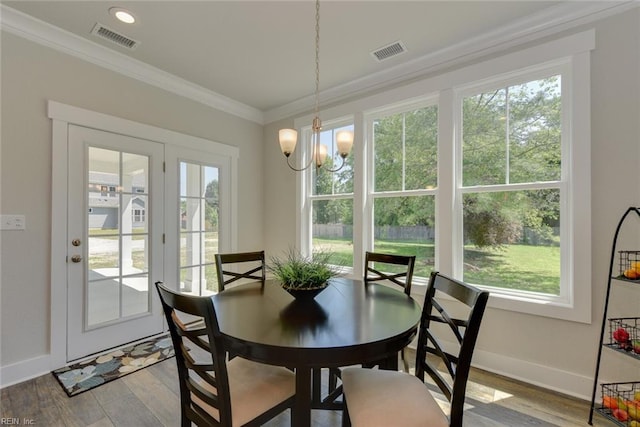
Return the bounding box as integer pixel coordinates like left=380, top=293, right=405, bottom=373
left=71, top=255, right=82, bottom=263
left=72, top=238, right=81, bottom=246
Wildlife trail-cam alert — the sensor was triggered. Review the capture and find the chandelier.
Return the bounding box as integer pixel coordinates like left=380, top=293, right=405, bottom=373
left=278, top=0, right=354, bottom=172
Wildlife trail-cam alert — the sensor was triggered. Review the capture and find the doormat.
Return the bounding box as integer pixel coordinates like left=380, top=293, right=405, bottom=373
left=52, top=334, right=174, bottom=397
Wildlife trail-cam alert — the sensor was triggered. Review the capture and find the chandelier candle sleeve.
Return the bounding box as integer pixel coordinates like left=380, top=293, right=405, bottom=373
left=279, top=129, right=297, bottom=156
left=336, top=130, right=354, bottom=157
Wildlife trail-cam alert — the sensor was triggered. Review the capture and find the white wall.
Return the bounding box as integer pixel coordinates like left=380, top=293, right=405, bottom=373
left=0, top=32, right=265, bottom=380
left=263, top=10, right=640, bottom=400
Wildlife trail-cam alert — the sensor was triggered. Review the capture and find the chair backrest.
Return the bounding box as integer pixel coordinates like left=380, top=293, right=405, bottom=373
left=414, top=271, right=489, bottom=427
left=155, top=281, right=233, bottom=426
left=364, top=251, right=416, bottom=295
left=215, top=250, right=265, bottom=291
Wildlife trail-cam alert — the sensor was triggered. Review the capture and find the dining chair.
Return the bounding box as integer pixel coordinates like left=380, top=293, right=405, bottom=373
left=340, top=271, right=489, bottom=427
left=215, top=250, right=266, bottom=291
left=324, top=252, right=417, bottom=404
left=364, top=251, right=416, bottom=295
left=155, top=281, right=295, bottom=427
left=365, top=251, right=416, bottom=372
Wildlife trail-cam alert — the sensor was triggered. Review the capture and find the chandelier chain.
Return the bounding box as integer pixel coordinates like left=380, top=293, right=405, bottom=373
left=314, top=0, right=320, bottom=123
left=278, top=0, right=352, bottom=172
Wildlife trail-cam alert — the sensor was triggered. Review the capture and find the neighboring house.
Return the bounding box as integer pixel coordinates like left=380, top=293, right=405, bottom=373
left=88, top=172, right=147, bottom=230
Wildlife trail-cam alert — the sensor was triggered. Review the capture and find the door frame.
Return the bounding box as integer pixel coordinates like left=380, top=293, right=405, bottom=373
left=49, top=100, right=238, bottom=367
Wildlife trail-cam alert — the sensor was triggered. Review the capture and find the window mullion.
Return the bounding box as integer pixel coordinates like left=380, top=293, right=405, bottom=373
left=402, top=113, right=406, bottom=191
left=505, top=85, right=510, bottom=185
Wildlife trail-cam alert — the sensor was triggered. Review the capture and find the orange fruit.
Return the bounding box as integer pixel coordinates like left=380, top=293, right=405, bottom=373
left=604, top=395, right=618, bottom=409
left=624, top=268, right=640, bottom=279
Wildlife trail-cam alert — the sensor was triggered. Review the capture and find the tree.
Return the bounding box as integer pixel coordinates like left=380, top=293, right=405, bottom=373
left=205, top=179, right=218, bottom=230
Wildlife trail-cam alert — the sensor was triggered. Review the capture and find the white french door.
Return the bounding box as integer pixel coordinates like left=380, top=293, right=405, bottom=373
left=67, top=125, right=164, bottom=361
left=50, top=101, right=239, bottom=366
left=164, top=146, right=234, bottom=296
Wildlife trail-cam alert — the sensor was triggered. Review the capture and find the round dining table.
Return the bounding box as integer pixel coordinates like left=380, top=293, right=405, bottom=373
left=212, top=277, right=422, bottom=427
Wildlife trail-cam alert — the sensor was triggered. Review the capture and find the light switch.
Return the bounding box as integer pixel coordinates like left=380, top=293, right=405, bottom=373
left=1, top=214, right=26, bottom=230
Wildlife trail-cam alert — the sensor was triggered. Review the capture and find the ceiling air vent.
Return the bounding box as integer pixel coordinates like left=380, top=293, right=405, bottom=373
left=371, top=41, right=407, bottom=62
left=91, top=23, right=139, bottom=50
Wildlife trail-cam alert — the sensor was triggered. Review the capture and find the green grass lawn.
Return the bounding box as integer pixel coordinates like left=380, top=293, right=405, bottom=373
left=313, top=237, right=560, bottom=295
left=464, top=244, right=560, bottom=294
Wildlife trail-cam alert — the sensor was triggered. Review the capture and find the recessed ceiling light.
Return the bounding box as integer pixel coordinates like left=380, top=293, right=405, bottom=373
left=109, top=7, right=136, bottom=24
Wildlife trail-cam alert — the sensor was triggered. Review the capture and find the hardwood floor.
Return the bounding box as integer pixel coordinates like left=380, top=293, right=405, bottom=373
left=1, top=358, right=608, bottom=426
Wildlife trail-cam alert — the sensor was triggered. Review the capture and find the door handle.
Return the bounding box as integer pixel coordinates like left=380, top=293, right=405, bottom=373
left=71, top=255, right=82, bottom=263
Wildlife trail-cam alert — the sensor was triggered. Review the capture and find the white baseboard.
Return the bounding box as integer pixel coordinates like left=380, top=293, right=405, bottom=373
left=406, top=342, right=595, bottom=401
left=471, top=347, right=594, bottom=401
left=0, top=355, right=51, bottom=389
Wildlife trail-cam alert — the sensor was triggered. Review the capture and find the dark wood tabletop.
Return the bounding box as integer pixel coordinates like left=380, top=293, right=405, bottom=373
left=212, top=277, right=422, bottom=427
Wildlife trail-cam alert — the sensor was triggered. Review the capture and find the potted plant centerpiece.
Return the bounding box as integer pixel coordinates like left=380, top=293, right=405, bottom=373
left=268, top=249, right=339, bottom=300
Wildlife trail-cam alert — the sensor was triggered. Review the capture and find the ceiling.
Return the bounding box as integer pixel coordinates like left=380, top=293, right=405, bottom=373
left=1, top=1, right=632, bottom=122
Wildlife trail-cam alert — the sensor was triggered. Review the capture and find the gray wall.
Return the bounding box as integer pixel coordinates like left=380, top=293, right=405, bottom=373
left=0, top=32, right=265, bottom=367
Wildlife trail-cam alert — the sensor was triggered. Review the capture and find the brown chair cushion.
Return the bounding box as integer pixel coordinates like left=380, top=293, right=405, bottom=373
left=342, top=367, right=449, bottom=427
left=193, top=357, right=295, bottom=426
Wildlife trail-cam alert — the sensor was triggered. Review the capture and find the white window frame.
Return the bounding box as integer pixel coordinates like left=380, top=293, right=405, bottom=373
left=297, top=30, right=593, bottom=322
left=454, top=62, right=573, bottom=311
left=364, top=97, right=439, bottom=283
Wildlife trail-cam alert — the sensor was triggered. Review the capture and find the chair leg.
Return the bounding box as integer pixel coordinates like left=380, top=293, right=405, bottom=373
left=401, top=348, right=410, bottom=373
left=342, top=400, right=351, bottom=427
left=312, top=368, right=323, bottom=406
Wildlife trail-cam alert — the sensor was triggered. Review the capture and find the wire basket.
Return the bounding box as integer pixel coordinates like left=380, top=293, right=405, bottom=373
left=618, top=250, right=640, bottom=281
left=598, top=382, right=640, bottom=426
left=606, top=318, right=640, bottom=360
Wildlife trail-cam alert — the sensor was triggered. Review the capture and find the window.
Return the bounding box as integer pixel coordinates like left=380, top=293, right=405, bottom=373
left=369, top=104, right=438, bottom=277
left=310, top=124, right=354, bottom=268
left=458, top=74, right=563, bottom=296
left=133, top=208, right=145, bottom=223
left=298, top=31, right=592, bottom=321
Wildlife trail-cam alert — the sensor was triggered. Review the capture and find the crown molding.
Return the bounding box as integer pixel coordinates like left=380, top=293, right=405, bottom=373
left=2, top=2, right=637, bottom=126
left=263, top=0, right=639, bottom=124
left=0, top=4, right=265, bottom=124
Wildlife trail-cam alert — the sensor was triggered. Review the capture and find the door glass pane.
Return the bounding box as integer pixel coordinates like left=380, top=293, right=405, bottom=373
left=180, top=232, right=201, bottom=267
left=87, top=147, right=151, bottom=328
left=122, top=274, right=149, bottom=317
left=87, top=279, right=120, bottom=325
left=203, top=231, right=218, bottom=264
left=88, top=236, right=119, bottom=272
left=179, top=161, right=220, bottom=295
left=122, top=153, right=148, bottom=193
left=88, top=147, right=120, bottom=235
left=130, top=235, right=148, bottom=272
left=128, top=195, right=147, bottom=233
left=181, top=162, right=202, bottom=197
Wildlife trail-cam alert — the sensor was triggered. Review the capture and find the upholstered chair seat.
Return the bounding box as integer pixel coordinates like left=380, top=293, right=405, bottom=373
left=341, top=368, right=448, bottom=427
